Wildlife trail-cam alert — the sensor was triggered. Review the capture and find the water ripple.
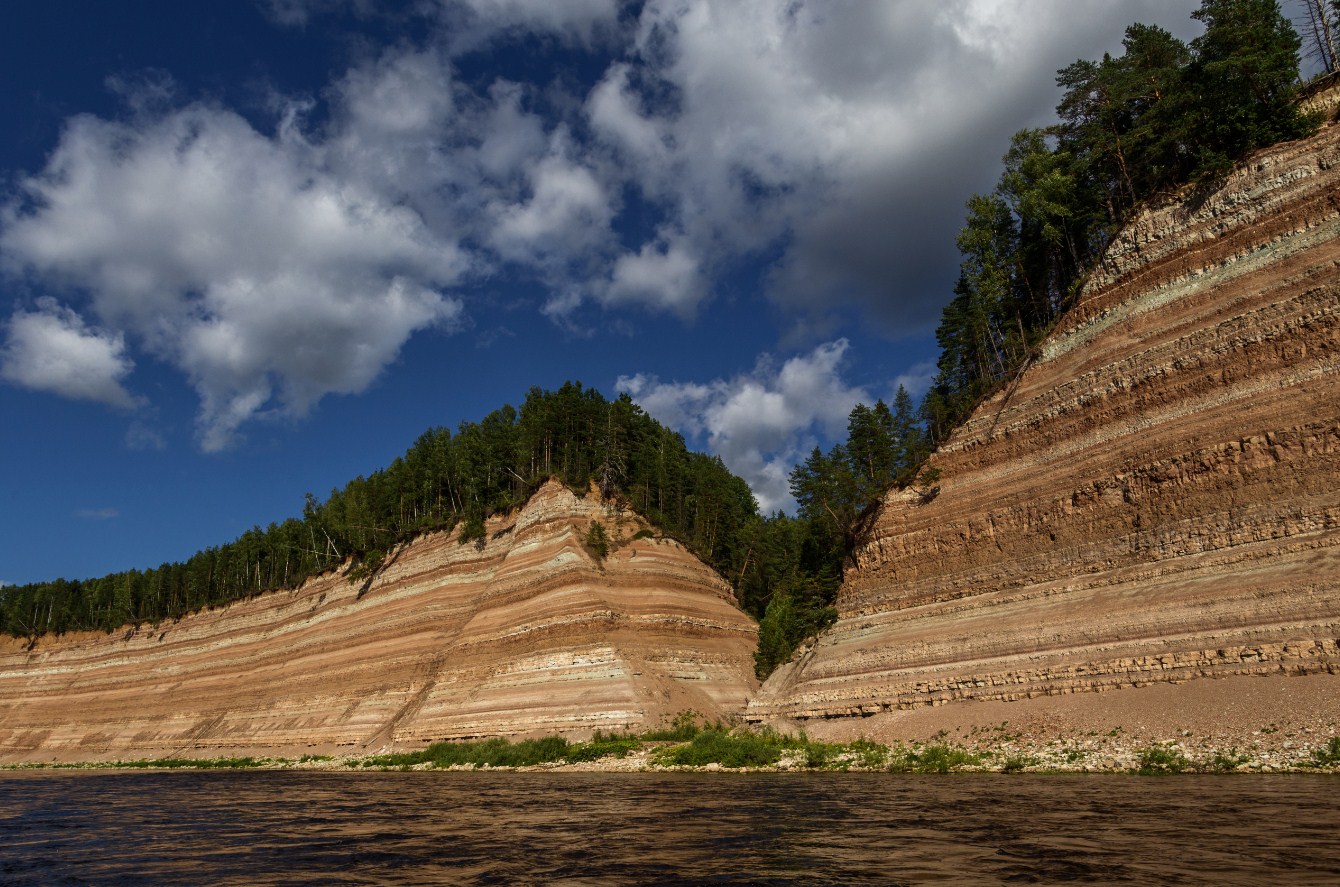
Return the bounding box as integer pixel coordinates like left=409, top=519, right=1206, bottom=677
left=1, top=772, right=1338, bottom=885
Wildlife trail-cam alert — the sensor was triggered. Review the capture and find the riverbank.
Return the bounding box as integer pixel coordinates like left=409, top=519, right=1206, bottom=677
left=6, top=674, right=1336, bottom=775
left=5, top=719, right=1338, bottom=775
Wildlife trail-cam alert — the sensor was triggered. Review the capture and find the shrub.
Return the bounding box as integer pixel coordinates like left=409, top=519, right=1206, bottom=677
left=1201, top=750, right=1249, bottom=773
left=654, top=729, right=782, bottom=768
left=887, top=743, right=980, bottom=773
left=457, top=514, right=486, bottom=545
left=641, top=711, right=704, bottom=742
left=1312, top=737, right=1340, bottom=767
left=803, top=742, right=839, bottom=768
left=1136, top=744, right=1189, bottom=775
left=566, top=731, right=641, bottom=762
left=584, top=522, right=609, bottom=560
left=997, top=754, right=1036, bottom=773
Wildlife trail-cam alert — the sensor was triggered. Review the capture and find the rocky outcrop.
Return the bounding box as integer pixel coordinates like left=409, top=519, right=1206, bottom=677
left=0, top=480, right=758, bottom=762
left=750, top=114, right=1340, bottom=723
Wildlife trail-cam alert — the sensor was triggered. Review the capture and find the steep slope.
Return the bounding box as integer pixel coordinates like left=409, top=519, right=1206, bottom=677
left=750, top=112, right=1340, bottom=726
left=0, top=480, right=758, bottom=762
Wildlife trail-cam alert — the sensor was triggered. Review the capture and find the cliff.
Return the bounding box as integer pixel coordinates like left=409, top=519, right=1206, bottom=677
left=749, top=113, right=1340, bottom=725
left=0, top=479, right=758, bottom=762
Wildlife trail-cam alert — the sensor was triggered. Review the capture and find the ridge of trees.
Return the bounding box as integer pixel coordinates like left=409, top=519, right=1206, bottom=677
left=0, top=383, right=759, bottom=641
left=923, top=0, right=1318, bottom=443
left=743, top=387, right=930, bottom=677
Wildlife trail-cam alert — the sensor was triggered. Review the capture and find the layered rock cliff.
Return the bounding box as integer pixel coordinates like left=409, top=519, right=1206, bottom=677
left=0, top=480, right=758, bottom=762
left=750, top=113, right=1340, bottom=723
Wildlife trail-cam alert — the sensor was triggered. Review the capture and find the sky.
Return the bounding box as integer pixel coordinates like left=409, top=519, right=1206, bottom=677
left=0, top=0, right=1232, bottom=587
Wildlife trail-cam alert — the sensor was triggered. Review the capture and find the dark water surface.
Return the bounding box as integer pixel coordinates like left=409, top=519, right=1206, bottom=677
left=1, top=771, right=1337, bottom=885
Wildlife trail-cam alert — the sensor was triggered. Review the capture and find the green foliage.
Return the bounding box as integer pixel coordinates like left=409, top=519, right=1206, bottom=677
left=1202, top=749, right=1250, bottom=772
left=653, top=728, right=784, bottom=768
left=112, top=756, right=270, bottom=769
left=802, top=738, right=889, bottom=770
left=584, top=522, right=610, bottom=560
left=360, top=732, right=643, bottom=769
left=1136, top=744, right=1190, bottom=775
left=1311, top=736, right=1340, bottom=766
left=640, top=711, right=705, bottom=742
left=747, top=387, right=929, bottom=677
left=565, top=731, right=641, bottom=763
left=365, top=736, right=570, bottom=769
left=753, top=589, right=836, bottom=678
left=457, top=514, right=487, bottom=545
left=997, top=753, right=1038, bottom=773
left=2, top=383, right=758, bottom=640
left=887, top=744, right=983, bottom=774
left=925, top=0, right=1316, bottom=446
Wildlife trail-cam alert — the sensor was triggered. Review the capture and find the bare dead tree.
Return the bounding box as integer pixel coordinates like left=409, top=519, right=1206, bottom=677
left=1298, top=0, right=1339, bottom=74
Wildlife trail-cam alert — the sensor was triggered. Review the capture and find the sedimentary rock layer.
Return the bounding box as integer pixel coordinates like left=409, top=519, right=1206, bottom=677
left=751, top=115, right=1340, bottom=722
left=0, top=480, right=758, bottom=762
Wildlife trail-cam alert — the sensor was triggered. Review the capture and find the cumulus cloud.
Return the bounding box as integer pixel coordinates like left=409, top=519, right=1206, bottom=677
left=487, top=136, right=616, bottom=267
left=2, top=103, right=466, bottom=450
left=1, top=299, right=139, bottom=408
left=441, top=0, right=622, bottom=48
left=618, top=339, right=868, bottom=513
left=601, top=230, right=703, bottom=318
left=3, top=0, right=1215, bottom=449
left=263, top=0, right=621, bottom=48
left=585, top=0, right=1202, bottom=331
left=891, top=360, right=938, bottom=401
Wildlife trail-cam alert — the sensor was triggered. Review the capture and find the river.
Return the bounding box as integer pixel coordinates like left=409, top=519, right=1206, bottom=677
left=2, top=771, right=1337, bottom=885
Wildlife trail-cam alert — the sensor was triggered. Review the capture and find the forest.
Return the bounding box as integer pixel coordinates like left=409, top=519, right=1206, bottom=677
left=0, top=0, right=1327, bottom=679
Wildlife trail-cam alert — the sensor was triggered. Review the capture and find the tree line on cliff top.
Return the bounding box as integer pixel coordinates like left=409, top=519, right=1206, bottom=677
left=922, top=0, right=1318, bottom=442
left=768, top=0, right=1322, bottom=674
left=0, top=0, right=1322, bottom=679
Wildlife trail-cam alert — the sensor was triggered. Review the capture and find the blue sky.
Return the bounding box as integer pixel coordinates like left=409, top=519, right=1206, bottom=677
left=0, top=0, right=1223, bottom=586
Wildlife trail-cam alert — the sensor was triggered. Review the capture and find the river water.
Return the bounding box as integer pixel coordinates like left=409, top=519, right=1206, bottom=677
left=1, top=771, right=1337, bottom=885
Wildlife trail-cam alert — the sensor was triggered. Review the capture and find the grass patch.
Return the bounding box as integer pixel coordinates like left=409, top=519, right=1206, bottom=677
left=888, top=743, right=981, bottom=774
left=360, top=732, right=643, bottom=769
left=640, top=711, right=705, bottom=742
left=1135, top=744, right=1189, bottom=775
left=113, top=756, right=270, bottom=769
left=564, top=731, right=641, bottom=763
left=1311, top=737, right=1340, bottom=768
left=802, top=738, right=888, bottom=770
left=653, top=728, right=786, bottom=768
left=997, top=753, right=1039, bottom=773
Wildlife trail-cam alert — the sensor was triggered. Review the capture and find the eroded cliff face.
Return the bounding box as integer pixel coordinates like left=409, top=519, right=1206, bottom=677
left=750, top=115, right=1340, bottom=723
left=0, top=480, right=758, bottom=762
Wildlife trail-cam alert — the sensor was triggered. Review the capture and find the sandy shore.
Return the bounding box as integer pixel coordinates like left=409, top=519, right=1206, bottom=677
left=5, top=673, right=1338, bottom=774
left=759, top=672, right=1340, bottom=772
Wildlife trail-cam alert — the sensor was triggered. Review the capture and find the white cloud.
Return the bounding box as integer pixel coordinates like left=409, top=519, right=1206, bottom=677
left=488, top=137, right=616, bottom=266
left=2, top=103, right=466, bottom=450
left=2, top=0, right=1215, bottom=447
left=444, top=0, right=621, bottom=47
left=587, top=0, right=1203, bottom=331
left=263, top=0, right=621, bottom=48
left=75, top=507, right=120, bottom=520
left=891, top=360, right=937, bottom=401
left=602, top=231, right=703, bottom=318
left=1, top=299, right=138, bottom=408
left=619, top=339, right=868, bottom=513
left=125, top=421, right=166, bottom=451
